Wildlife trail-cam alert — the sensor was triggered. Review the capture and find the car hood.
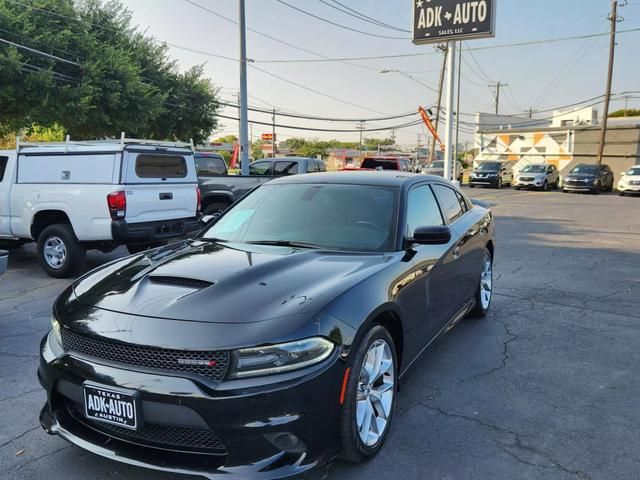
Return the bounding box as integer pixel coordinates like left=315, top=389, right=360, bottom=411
left=71, top=240, right=393, bottom=324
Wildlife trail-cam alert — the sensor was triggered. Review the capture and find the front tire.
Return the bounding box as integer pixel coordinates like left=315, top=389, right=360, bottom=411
left=470, top=249, right=493, bottom=318
left=542, top=180, right=548, bottom=191
left=340, top=325, right=397, bottom=463
left=203, top=201, right=230, bottom=216
left=37, top=224, right=86, bottom=278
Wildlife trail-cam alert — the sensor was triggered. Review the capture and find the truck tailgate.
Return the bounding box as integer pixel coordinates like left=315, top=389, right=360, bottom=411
left=125, top=184, right=197, bottom=223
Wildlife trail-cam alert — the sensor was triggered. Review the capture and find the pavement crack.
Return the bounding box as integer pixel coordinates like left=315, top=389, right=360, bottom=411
left=0, top=426, right=40, bottom=449
left=0, top=388, right=42, bottom=404
left=3, top=445, right=72, bottom=474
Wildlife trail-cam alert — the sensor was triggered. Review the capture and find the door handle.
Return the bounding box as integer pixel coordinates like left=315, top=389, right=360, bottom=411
left=159, top=192, right=173, bottom=200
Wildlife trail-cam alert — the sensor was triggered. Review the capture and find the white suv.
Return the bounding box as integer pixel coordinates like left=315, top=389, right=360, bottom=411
left=618, top=165, right=640, bottom=196
left=0, top=138, right=201, bottom=277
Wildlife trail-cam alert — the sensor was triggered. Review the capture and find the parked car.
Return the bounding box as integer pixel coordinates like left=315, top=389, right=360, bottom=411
left=0, top=139, right=201, bottom=277
left=346, top=156, right=415, bottom=172
left=421, top=160, right=464, bottom=182
left=562, top=163, right=614, bottom=194
left=39, top=171, right=495, bottom=478
left=617, top=165, right=640, bottom=196
left=468, top=161, right=513, bottom=189
left=514, top=163, right=559, bottom=191
left=198, top=157, right=323, bottom=216
left=0, top=249, right=7, bottom=275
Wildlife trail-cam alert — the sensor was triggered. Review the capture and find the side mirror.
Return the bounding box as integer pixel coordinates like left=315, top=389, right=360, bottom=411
left=410, top=226, right=451, bottom=245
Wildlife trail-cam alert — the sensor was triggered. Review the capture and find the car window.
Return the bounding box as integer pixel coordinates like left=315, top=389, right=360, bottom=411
left=135, top=154, right=187, bottom=178
left=249, top=161, right=272, bottom=175
left=433, top=184, right=464, bottom=223
left=0, top=156, right=7, bottom=182
left=195, top=155, right=226, bottom=176
left=273, top=161, right=299, bottom=175
left=306, top=161, right=316, bottom=173
left=406, top=185, right=444, bottom=235
left=361, top=158, right=398, bottom=170
left=317, top=160, right=327, bottom=172
left=455, top=191, right=469, bottom=212
left=204, top=183, right=399, bottom=252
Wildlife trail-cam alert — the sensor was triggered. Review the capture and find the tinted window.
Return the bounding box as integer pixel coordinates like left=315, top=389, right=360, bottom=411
left=521, top=165, right=546, bottom=173
left=249, top=161, right=272, bottom=175
left=570, top=165, right=598, bottom=175
left=0, top=156, right=7, bottom=182
left=135, top=155, right=187, bottom=178
left=477, top=162, right=500, bottom=171
left=455, top=191, right=469, bottom=212
left=204, top=184, right=398, bottom=252
left=317, top=160, right=327, bottom=172
left=273, top=161, right=299, bottom=175
left=406, top=185, right=444, bottom=235
left=195, top=155, right=226, bottom=176
left=306, top=161, right=316, bottom=173
left=626, top=167, right=640, bottom=175
left=361, top=158, right=399, bottom=170
left=433, top=184, right=464, bottom=223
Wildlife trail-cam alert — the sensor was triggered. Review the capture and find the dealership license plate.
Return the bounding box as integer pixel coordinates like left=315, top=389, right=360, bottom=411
left=83, top=384, right=138, bottom=430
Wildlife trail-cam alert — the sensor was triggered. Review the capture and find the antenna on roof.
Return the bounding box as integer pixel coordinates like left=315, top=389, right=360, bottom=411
left=120, top=132, right=125, bottom=147
left=65, top=134, right=71, bottom=153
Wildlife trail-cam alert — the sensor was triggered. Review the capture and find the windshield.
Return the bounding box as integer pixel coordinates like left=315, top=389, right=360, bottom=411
left=570, top=165, right=598, bottom=175
left=477, top=162, right=500, bottom=171
left=361, top=158, right=398, bottom=170
left=203, top=183, right=398, bottom=252
left=430, top=161, right=444, bottom=169
left=626, top=167, right=640, bottom=176
left=521, top=165, right=546, bottom=173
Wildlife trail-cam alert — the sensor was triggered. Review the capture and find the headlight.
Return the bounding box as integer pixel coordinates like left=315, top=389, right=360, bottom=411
left=487, top=173, right=498, bottom=177
left=229, top=337, right=335, bottom=378
left=51, top=315, right=62, bottom=345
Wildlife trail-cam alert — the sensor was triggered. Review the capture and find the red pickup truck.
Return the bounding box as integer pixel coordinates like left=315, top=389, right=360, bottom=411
left=343, top=156, right=416, bottom=172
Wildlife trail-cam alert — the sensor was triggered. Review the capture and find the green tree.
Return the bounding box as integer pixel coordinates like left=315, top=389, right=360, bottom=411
left=0, top=0, right=219, bottom=144
left=609, top=109, right=640, bottom=118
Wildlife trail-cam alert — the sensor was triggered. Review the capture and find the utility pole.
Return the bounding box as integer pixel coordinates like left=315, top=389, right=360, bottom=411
left=443, top=40, right=456, bottom=182
left=272, top=107, right=277, bottom=157
left=238, top=0, right=249, bottom=175
left=358, top=121, right=364, bottom=157
left=429, top=45, right=448, bottom=165
left=416, top=133, right=421, bottom=170
left=453, top=41, right=462, bottom=183
left=489, top=81, right=508, bottom=115
left=597, top=0, right=623, bottom=165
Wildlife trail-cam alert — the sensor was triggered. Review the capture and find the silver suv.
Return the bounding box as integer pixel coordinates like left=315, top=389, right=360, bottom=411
left=514, top=164, right=559, bottom=191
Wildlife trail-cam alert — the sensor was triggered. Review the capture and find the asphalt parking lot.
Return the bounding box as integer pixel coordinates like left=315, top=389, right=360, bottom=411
left=1, top=188, right=639, bottom=480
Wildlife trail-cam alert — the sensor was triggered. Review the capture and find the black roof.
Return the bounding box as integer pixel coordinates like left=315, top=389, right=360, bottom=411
left=268, top=171, right=444, bottom=187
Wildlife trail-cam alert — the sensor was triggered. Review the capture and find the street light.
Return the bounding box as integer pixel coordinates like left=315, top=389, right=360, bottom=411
left=379, top=69, right=438, bottom=94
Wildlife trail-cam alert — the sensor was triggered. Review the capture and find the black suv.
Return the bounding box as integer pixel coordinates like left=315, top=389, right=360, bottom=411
left=562, top=163, right=614, bottom=194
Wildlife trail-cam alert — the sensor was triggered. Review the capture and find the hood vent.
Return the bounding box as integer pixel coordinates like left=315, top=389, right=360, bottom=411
left=148, top=275, right=214, bottom=289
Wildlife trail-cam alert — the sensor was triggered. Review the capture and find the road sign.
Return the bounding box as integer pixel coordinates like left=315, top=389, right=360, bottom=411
left=412, top=0, right=495, bottom=45
left=261, top=133, right=275, bottom=141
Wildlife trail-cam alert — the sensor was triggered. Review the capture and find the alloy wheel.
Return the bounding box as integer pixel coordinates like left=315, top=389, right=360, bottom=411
left=43, top=236, right=67, bottom=269
left=356, top=339, right=395, bottom=447
left=480, top=254, right=493, bottom=309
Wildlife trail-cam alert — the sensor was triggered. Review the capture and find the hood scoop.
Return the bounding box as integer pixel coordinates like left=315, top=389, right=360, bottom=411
left=147, top=275, right=214, bottom=290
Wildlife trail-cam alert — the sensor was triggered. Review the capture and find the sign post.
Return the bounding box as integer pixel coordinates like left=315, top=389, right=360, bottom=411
left=412, top=0, right=495, bottom=181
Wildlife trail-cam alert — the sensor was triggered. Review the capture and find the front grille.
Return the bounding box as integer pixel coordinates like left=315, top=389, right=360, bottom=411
left=519, top=177, right=535, bottom=182
left=630, top=180, right=640, bottom=185
left=566, top=180, right=587, bottom=186
left=67, top=402, right=226, bottom=452
left=61, top=328, right=229, bottom=381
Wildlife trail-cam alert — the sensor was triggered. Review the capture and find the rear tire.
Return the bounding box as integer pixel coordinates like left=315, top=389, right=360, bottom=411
left=37, top=224, right=86, bottom=278
left=542, top=180, right=548, bottom=191
left=340, top=325, right=397, bottom=463
left=470, top=248, right=493, bottom=318
left=203, top=201, right=230, bottom=216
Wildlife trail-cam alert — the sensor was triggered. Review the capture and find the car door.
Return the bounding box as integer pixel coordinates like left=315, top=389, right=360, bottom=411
left=249, top=160, right=273, bottom=175
left=395, top=183, right=450, bottom=358
left=432, top=183, right=480, bottom=319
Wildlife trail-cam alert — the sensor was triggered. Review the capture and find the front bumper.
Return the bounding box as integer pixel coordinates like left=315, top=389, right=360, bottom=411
left=563, top=184, right=596, bottom=192
left=469, top=177, right=499, bottom=187
left=111, top=216, right=202, bottom=244
left=38, top=332, right=344, bottom=479
left=618, top=184, right=640, bottom=193
left=514, top=179, right=544, bottom=189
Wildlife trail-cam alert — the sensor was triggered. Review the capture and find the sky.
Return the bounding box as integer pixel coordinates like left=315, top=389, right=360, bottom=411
left=121, top=0, right=640, bottom=147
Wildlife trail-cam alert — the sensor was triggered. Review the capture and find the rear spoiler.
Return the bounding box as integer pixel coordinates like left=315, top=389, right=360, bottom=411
left=470, top=198, right=490, bottom=209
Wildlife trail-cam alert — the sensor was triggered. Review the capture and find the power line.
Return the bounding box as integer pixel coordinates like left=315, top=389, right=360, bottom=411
left=248, top=64, right=388, bottom=115
left=0, top=37, right=80, bottom=66
left=254, top=27, right=640, bottom=64
left=215, top=113, right=423, bottom=132
left=320, top=0, right=410, bottom=33
left=275, top=0, right=408, bottom=40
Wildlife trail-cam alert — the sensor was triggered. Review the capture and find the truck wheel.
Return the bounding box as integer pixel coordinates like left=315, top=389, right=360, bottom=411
left=37, top=224, right=86, bottom=278
left=203, top=201, right=230, bottom=216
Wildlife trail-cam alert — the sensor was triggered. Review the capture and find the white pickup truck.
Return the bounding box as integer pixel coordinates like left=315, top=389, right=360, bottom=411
left=0, top=138, right=201, bottom=277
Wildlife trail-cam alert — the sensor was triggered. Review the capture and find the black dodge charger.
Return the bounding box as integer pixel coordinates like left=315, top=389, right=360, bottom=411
left=39, top=172, right=495, bottom=479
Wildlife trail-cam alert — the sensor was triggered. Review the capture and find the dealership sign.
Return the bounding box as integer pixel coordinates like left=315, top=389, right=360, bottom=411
left=412, top=0, right=495, bottom=45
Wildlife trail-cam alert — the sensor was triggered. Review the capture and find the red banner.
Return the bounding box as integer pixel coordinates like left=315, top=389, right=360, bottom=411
left=229, top=143, right=239, bottom=169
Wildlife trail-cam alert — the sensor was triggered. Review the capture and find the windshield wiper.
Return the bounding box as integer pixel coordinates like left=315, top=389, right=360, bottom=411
left=199, top=237, right=229, bottom=243
left=245, top=240, right=321, bottom=249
